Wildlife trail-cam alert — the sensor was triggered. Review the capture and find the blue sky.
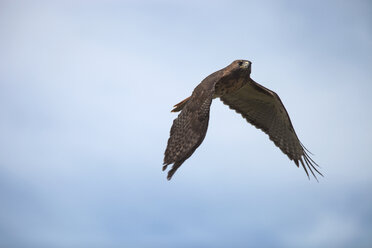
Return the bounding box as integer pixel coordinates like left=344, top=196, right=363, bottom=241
left=1, top=0, right=372, bottom=247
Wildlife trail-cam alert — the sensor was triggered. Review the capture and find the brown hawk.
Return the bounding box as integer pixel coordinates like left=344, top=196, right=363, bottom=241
left=163, top=60, right=322, bottom=181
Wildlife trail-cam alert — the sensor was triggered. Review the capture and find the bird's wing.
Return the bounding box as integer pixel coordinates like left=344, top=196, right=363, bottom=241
left=163, top=73, right=220, bottom=180
left=220, top=79, right=322, bottom=179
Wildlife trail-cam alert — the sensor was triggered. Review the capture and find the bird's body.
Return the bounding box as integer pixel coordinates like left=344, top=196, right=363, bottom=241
left=163, top=60, right=322, bottom=180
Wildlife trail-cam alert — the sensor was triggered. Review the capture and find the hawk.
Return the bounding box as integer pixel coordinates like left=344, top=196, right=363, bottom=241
left=163, top=60, right=322, bottom=181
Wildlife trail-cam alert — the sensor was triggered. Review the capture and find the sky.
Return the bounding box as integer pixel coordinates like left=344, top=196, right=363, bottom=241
left=0, top=0, right=372, bottom=247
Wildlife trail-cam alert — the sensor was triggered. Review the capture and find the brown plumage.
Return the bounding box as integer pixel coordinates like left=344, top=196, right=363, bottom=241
left=163, top=60, right=322, bottom=181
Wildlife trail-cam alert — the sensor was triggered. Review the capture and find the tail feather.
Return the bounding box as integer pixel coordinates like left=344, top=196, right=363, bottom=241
left=171, top=96, right=191, bottom=112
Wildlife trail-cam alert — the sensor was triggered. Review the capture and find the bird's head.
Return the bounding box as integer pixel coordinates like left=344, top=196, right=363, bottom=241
left=230, top=59, right=252, bottom=76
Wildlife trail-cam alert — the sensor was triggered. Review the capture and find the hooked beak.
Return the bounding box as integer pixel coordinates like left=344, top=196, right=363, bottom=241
left=240, top=60, right=251, bottom=69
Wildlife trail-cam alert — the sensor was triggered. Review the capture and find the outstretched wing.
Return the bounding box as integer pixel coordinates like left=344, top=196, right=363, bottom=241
left=163, top=74, right=219, bottom=180
left=220, top=79, right=322, bottom=180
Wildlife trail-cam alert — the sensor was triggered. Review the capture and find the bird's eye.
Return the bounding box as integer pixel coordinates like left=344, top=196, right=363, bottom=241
left=238, top=61, right=243, bottom=66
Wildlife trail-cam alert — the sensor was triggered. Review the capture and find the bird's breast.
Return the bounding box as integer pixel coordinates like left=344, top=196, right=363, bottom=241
left=214, top=78, right=246, bottom=98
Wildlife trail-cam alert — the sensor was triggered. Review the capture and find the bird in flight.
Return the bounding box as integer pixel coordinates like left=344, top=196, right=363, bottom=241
left=163, top=60, right=322, bottom=181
